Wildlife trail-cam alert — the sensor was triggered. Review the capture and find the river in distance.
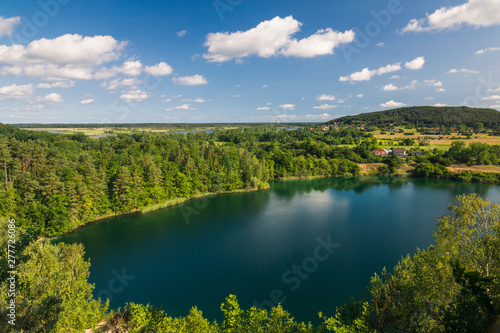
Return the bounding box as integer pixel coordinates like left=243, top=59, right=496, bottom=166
left=54, top=176, right=500, bottom=324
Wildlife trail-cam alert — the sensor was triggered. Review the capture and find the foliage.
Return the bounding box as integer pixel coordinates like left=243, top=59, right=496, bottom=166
left=330, top=106, right=500, bottom=129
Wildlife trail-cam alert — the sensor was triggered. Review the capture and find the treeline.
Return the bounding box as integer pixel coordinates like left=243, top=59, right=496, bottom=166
left=330, top=106, right=500, bottom=128
left=0, top=124, right=363, bottom=237
left=1, top=194, right=498, bottom=332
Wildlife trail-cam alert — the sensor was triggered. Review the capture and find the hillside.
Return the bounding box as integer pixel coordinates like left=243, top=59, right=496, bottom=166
left=329, top=106, right=500, bottom=128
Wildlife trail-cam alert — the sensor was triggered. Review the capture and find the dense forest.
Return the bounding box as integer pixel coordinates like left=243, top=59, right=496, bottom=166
left=1, top=194, right=499, bottom=332
left=330, top=106, right=500, bottom=128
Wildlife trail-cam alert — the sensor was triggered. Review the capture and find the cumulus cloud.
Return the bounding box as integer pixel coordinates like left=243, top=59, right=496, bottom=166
left=448, top=68, right=480, bottom=74
left=0, top=34, right=172, bottom=81
left=380, top=100, right=407, bottom=108
left=437, top=88, right=446, bottom=92
left=203, top=16, right=355, bottom=62
left=281, top=28, right=355, bottom=58
left=376, top=42, right=385, bottom=47
left=0, top=83, right=34, bottom=100
left=80, top=98, right=95, bottom=104
left=316, top=94, right=335, bottom=101
left=103, top=77, right=142, bottom=90
left=119, top=89, right=151, bottom=102
left=383, top=80, right=443, bottom=91
left=313, top=104, right=337, bottom=110
left=433, top=103, right=448, bottom=107
left=0, top=16, right=21, bottom=38
left=339, top=62, right=401, bottom=82
left=168, top=104, right=198, bottom=111
left=176, top=30, right=187, bottom=37
left=279, top=104, right=295, bottom=110
left=37, top=81, right=75, bottom=89
left=405, top=56, right=425, bottom=70
left=144, top=62, right=173, bottom=76
left=357, top=94, right=364, bottom=98
left=402, top=0, right=500, bottom=33
left=257, top=106, right=270, bottom=110
left=0, top=34, right=127, bottom=80
left=482, top=95, right=500, bottom=100
left=475, top=47, right=500, bottom=55
left=1, top=34, right=127, bottom=65
left=181, top=98, right=206, bottom=103
left=172, top=74, right=208, bottom=86
left=37, top=93, right=63, bottom=103
left=383, top=83, right=399, bottom=91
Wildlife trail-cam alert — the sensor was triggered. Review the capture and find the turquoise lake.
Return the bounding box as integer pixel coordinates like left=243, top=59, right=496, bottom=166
left=55, top=177, right=500, bottom=323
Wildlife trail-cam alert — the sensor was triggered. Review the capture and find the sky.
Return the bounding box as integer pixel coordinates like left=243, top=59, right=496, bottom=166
left=0, top=0, right=499, bottom=123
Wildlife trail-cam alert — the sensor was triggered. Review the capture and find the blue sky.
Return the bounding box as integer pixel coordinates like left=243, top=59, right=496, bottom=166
left=0, top=0, right=499, bottom=123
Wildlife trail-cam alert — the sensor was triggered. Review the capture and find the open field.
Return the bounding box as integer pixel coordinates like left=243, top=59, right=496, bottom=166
left=370, top=130, right=500, bottom=151
left=447, top=164, right=500, bottom=174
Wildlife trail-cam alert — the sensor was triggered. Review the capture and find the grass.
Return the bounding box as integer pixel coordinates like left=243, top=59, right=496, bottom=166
left=447, top=164, right=500, bottom=174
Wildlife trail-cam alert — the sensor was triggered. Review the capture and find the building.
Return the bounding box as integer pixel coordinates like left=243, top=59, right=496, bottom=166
left=412, top=151, right=423, bottom=156
left=372, top=150, right=388, bottom=156
left=393, top=148, right=407, bottom=157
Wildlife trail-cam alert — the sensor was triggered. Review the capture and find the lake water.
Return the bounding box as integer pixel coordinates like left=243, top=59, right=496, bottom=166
left=55, top=177, right=500, bottom=323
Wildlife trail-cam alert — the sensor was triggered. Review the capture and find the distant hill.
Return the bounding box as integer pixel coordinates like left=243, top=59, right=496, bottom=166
left=328, top=106, right=500, bottom=128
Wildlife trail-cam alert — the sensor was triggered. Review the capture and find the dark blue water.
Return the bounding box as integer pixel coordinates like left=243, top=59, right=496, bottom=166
left=55, top=177, right=500, bottom=323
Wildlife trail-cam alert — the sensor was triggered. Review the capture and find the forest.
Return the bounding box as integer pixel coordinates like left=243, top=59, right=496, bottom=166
left=331, top=106, right=500, bottom=128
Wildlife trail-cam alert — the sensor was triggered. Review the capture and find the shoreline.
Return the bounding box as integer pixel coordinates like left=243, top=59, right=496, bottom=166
left=48, top=185, right=270, bottom=241
left=43, top=166, right=500, bottom=241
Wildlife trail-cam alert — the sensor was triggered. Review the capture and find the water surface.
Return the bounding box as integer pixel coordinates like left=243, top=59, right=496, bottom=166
left=56, top=177, right=500, bottom=323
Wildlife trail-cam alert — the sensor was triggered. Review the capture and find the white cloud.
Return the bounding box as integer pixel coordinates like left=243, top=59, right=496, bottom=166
left=383, top=80, right=442, bottom=91
left=37, top=81, right=75, bottom=89
left=0, top=83, right=34, bottom=100
left=144, top=62, right=173, bottom=76
left=38, top=93, right=63, bottom=103
left=424, top=97, right=434, bottom=100
left=316, top=94, right=335, bottom=101
left=383, top=83, right=399, bottom=91
left=490, top=104, right=500, bottom=109
left=257, top=106, right=270, bottom=110
left=402, top=0, right=500, bottom=33
left=80, top=98, right=95, bottom=104
left=475, top=47, right=500, bottom=55
left=405, top=56, right=425, bottom=70
left=173, top=104, right=197, bottom=110
left=172, top=74, right=208, bottom=86
left=103, top=77, right=142, bottom=90
left=380, top=100, right=407, bottom=108
left=482, top=95, right=500, bottom=100
left=0, top=34, right=128, bottom=80
left=281, top=28, right=355, bottom=58
left=279, top=104, right=295, bottom=110
left=203, top=16, right=355, bottom=62
left=0, top=16, right=21, bottom=38
left=313, top=104, right=337, bottom=110
left=0, top=34, right=127, bottom=65
left=193, top=98, right=206, bottom=103
left=433, top=103, right=448, bottom=107
left=339, top=62, right=401, bottom=82
left=448, top=68, right=480, bottom=74
left=376, top=42, right=385, bottom=47
left=176, top=30, right=187, bottom=37
left=437, top=88, right=446, bottom=92
left=119, top=89, right=151, bottom=102
left=357, top=94, right=364, bottom=98
left=262, top=85, right=269, bottom=89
